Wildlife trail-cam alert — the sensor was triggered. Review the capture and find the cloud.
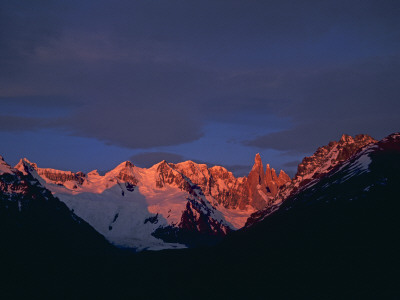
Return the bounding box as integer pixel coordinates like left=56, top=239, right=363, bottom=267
left=245, top=56, right=400, bottom=153
left=0, top=95, right=79, bottom=108
left=1, top=0, right=400, bottom=152
left=0, top=115, right=48, bottom=132
left=282, top=160, right=301, bottom=168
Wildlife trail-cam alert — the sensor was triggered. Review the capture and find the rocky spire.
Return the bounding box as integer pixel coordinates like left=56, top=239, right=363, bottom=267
left=264, top=164, right=279, bottom=195
left=246, top=153, right=267, bottom=210
left=278, top=170, right=291, bottom=183
left=265, top=164, right=272, bottom=182
left=250, top=153, right=265, bottom=184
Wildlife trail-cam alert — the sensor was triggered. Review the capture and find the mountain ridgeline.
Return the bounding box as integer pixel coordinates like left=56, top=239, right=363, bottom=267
left=6, top=151, right=290, bottom=250
left=1, top=132, right=399, bottom=299
left=0, top=133, right=383, bottom=251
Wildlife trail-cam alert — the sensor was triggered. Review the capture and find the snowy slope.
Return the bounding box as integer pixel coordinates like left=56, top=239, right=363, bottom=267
left=0, top=157, right=113, bottom=256
left=246, top=133, right=381, bottom=226
left=274, top=134, right=377, bottom=203
left=15, top=159, right=256, bottom=251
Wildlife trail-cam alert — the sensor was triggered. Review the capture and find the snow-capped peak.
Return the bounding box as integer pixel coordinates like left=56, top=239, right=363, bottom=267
left=106, top=160, right=134, bottom=174
left=105, top=160, right=136, bottom=179
left=4, top=154, right=291, bottom=251
left=87, top=170, right=100, bottom=177
left=15, top=158, right=38, bottom=175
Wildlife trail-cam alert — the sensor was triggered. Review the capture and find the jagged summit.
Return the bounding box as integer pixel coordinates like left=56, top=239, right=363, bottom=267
left=3, top=152, right=291, bottom=249
left=254, top=153, right=262, bottom=164
left=251, top=153, right=263, bottom=173
left=110, top=160, right=135, bottom=172
left=278, top=170, right=290, bottom=181
left=15, top=158, right=38, bottom=175
left=15, top=158, right=87, bottom=187
left=6, top=155, right=240, bottom=250
left=246, top=133, right=379, bottom=227
left=246, top=153, right=291, bottom=210
left=246, top=132, right=399, bottom=232
left=261, top=133, right=378, bottom=209
left=148, top=159, right=169, bottom=170
left=16, top=157, right=35, bottom=167
left=339, top=133, right=354, bottom=143
left=296, top=133, right=376, bottom=180
left=3, top=131, right=392, bottom=254
left=0, top=155, right=13, bottom=175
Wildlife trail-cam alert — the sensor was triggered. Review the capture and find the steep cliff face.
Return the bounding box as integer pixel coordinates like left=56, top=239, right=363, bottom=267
left=170, top=156, right=289, bottom=211
left=153, top=160, right=232, bottom=237
left=170, top=161, right=249, bottom=210
left=275, top=134, right=377, bottom=202
left=265, top=165, right=290, bottom=197
left=155, top=161, right=192, bottom=193
left=245, top=154, right=291, bottom=210
left=15, top=158, right=86, bottom=187
left=114, top=161, right=139, bottom=190
left=246, top=133, right=379, bottom=226
left=296, top=134, right=376, bottom=181
left=208, top=166, right=249, bottom=210
left=246, top=153, right=267, bottom=210
left=10, top=152, right=290, bottom=250
left=0, top=155, right=15, bottom=175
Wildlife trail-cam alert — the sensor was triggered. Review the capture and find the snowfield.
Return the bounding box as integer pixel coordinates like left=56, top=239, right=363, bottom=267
left=15, top=159, right=255, bottom=251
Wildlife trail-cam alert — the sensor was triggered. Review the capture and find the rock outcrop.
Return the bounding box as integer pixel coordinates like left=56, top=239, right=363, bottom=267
left=277, top=134, right=377, bottom=201
left=169, top=155, right=289, bottom=211
left=246, top=133, right=378, bottom=226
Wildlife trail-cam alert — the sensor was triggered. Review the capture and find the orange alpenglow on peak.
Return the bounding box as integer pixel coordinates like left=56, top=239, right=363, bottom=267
left=340, top=134, right=354, bottom=143
left=246, top=153, right=291, bottom=210
left=278, top=170, right=291, bottom=182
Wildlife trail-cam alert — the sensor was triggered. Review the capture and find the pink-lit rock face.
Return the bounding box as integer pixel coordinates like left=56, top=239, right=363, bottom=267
left=15, top=158, right=87, bottom=186
left=245, top=133, right=400, bottom=231
left=10, top=153, right=290, bottom=249
left=245, top=134, right=380, bottom=227
left=296, top=134, right=376, bottom=181
left=0, top=155, right=15, bottom=175
left=246, top=153, right=266, bottom=210
left=169, top=155, right=290, bottom=211
left=170, top=161, right=249, bottom=210
left=271, top=134, right=377, bottom=205
left=245, top=154, right=291, bottom=210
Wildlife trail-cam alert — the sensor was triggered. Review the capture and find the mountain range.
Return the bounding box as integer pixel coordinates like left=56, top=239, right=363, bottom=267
left=0, top=132, right=399, bottom=299
left=5, top=150, right=290, bottom=250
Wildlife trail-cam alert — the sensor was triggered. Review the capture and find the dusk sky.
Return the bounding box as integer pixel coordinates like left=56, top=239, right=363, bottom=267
left=1, top=0, right=399, bottom=176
